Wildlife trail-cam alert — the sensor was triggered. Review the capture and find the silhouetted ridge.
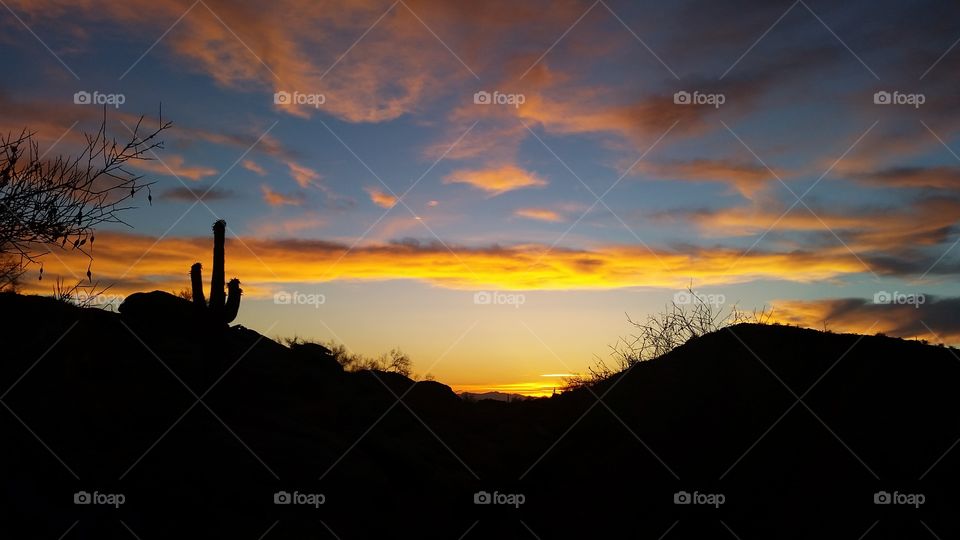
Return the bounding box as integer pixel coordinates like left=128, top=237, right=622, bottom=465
left=2, top=295, right=958, bottom=539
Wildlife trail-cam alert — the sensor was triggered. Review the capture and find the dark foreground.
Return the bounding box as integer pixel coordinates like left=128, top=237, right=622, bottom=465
left=1, top=292, right=958, bottom=539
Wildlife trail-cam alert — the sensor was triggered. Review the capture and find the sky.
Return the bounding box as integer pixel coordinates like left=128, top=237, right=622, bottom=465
left=3, top=0, right=960, bottom=395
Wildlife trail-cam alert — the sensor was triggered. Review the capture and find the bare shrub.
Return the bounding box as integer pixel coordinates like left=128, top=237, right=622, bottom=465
left=51, top=276, right=117, bottom=309
left=565, top=286, right=772, bottom=389
left=283, top=336, right=413, bottom=377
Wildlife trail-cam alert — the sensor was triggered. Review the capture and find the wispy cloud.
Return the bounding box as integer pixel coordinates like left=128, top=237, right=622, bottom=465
left=261, top=184, right=304, bottom=206
left=162, top=186, right=234, bottom=202
left=444, top=165, right=547, bottom=196
left=365, top=187, right=398, bottom=209
left=515, top=208, right=563, bottom=222
left=849, top=166, right=960, bottom=190
left=131, top=154, right=217, bottom=181
left=243, top=159, right=267, bottom=176
left=287, top=161, right=321, bottom=188
left=667, top=196, right=960, bottom=252
left=637, top=159, right=778, bottom=198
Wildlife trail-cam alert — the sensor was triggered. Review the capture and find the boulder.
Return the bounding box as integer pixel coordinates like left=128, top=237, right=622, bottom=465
left=119, top=290, right=205, bottom=330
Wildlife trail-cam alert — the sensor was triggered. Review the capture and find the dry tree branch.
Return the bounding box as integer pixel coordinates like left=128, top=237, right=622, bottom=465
left=0, top=108, right=171, bottom=287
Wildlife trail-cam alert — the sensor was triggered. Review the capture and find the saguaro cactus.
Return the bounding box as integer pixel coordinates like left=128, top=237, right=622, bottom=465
left=190, top=219, right=242, bottom=325
left=210, top=219, right=226, bottom=319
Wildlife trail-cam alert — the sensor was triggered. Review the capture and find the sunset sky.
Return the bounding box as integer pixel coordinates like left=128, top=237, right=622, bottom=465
left=3, top=0, right=960, bottom=395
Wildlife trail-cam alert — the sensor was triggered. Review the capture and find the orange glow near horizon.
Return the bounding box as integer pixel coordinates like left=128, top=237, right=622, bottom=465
left=20, top=231, right=872, bottom=298
left=452, top=376, right=570, bottom=398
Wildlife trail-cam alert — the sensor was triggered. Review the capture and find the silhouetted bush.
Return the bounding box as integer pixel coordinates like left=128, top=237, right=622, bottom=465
left=566, top=286, right=772, bottom=388
left=50, top=276, right=115, bottom=308
left=283, top=337, right=413, bottom=377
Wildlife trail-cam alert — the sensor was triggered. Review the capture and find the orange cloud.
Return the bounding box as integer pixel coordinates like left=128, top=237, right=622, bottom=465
left=426, top=64, right=726, bottom=191
left=129, top=154, right=218, bottom=181
left=4, top=0, right=653, bottom=130
left=287, top=161, right=321, bottom=188
left=637, top=159, right=776, bottom=198
left=261, top=185, right=303, bottom=206
left=770, top=296, right=960, bottom=344
left=515, top=208, right=563, bottom=222
left=674, top=197, right=960, bottom=252
left=849, top=166, right=960, bottom=190
left=365, top=187, right=398, bottom=209
left=3, top=0, right=489, bottom=123
left=243, top=159, right=267, bottom=176
left=517, top=91, right=698, bottom=144
left=444, top=165, right=547, bottom=195
left=22, top=230, right=872, bottom=299
left=435, top=60, right=716, bottom=157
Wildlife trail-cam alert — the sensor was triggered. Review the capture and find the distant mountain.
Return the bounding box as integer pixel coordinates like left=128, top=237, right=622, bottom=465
left=2, top=291, right=958, bottom=539
left=460, top=390, right=532, bottom=402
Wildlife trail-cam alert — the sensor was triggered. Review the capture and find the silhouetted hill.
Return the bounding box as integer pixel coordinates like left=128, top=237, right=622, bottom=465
left=1, top=292, right=958, bottom=539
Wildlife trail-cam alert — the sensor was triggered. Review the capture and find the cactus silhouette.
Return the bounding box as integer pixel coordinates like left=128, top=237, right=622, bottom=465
left=190, top=219, right=242, bottom=325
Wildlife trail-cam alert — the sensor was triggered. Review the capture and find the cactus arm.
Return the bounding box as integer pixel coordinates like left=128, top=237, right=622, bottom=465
left=224, top=278, right=242, bottom=324
left=190, top=263, right=206, bottom=306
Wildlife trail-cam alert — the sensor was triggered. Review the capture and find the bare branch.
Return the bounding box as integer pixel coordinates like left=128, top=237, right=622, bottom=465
left=565, top=285, right=772, bottom=390
left=0, top=109, right=171, bottom=287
